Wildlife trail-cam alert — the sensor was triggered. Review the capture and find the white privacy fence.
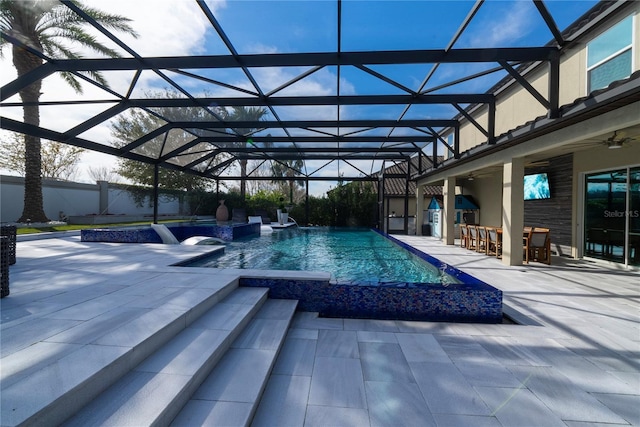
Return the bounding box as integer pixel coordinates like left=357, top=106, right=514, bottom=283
left=0, top=175, right=187, bottom=223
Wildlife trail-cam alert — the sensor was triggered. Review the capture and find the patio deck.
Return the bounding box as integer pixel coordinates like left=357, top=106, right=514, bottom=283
left=1, top=234, right=638, bottom=426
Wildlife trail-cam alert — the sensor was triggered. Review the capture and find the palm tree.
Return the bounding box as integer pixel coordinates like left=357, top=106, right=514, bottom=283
left=227, top=106, right=268, bottom=200
left=0, top=0, right=137, bottom=222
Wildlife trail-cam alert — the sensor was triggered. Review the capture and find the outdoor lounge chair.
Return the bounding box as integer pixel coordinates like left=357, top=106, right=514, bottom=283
left=254, top=210, right=272, bottom=224
left=248, top=216, right=273, bottom=234
left=248, top=216, right=262, bottom=224
left=151, top=223, right=225, bottom=245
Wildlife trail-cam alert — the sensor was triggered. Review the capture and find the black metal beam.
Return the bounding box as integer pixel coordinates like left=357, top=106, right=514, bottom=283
left=231, top=154, right=408, bottom=161
left=2, top=95, right=488, bottom=108
left=155, top=119, right=458, bottom=129
left=533, top=0, right=565, bottom=47
left=0, top=62, right=57, bottom=102
left=499, top=60, right=550, bottom=110
left=153, top=164, right=159, bottom=224
left=213, top=147, right=421, bottom=153
left=453, top=104, right=489, bottom=139
left=354, top=64, right=416, bottom=95
left=0, top=117, right=203, bottom=175
left=210, top=175, right=379, bottom=182
left=168, top=68, right=258, bottom=96
left=548, top=55, right=561, bottom=118
left=120, top=123, right=174, bottom=152
left=266, top=66, right=325, bottom=97
left=41, top=94, right=490, bottom=108
left=421, top=63, right=506, bottom=95
left=62, top=104, right=129, bottom=138
left=0, top=0, right=594, bottom=192
left=197, top=0, right=299, bottom=152
left=198, top=136, right=436, bottom=143
left=487, top=100, right=496, bottom=144
left=46, top=48, right=559, bottom=72
left=1, top=117, right=143, bottom=161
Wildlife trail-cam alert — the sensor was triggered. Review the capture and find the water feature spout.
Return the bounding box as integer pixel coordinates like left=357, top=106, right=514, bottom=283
left=287, top=216, right=300, bottom=227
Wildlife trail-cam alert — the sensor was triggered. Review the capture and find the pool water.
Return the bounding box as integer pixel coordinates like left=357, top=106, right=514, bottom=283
left=186, top=227, right=460, bottom=285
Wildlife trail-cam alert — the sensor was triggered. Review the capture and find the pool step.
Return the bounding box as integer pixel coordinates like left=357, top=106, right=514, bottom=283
left=0, top=277, right=240, bottom=427
left=60, top=286, right=272, bottom=426
left=170, top=298, right=299, bottom=426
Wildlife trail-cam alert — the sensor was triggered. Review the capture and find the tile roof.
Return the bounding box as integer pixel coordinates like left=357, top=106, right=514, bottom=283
left=379, top=157, right=443, bottom=197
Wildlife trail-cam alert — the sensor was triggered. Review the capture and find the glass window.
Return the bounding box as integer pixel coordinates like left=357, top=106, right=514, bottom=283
left=588, top=50, right=633, bottom=92
left=587, top=16, right=633, bottom=92
left=587, top=16, right=633, bottom=67
left=444, top=134, right=454, bottom=160
left=584, top=170, right=627, bottom=262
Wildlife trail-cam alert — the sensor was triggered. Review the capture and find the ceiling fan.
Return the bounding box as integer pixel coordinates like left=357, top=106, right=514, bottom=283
left=562, top=129, right=639, bottom=152
left=603, top=130, right=635, bottom=149
left=465, top=171, right=494, bottom=181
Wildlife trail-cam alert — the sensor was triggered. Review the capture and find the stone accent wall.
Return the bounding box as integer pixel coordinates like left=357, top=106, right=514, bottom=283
left=524, top=154, right=573, bottom=256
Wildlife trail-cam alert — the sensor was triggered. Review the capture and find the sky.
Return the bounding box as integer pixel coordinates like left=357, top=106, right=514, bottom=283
left=0, top=0, right=599, bottom=196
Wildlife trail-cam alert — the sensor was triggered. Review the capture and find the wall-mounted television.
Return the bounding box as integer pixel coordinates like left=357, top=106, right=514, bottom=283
left=524, top=173, right=551, bottom=200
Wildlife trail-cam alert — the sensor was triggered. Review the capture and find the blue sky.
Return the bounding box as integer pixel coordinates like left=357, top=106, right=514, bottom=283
left=0, top=0, right=599, bottom=195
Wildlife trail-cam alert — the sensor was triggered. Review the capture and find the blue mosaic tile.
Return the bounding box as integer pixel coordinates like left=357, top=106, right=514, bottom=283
left=234, top=229, right=503, bottom=323
left=80, top=228, right=162, bottom=243
left=80, top=223, right=260, bottom=244
left=82, top=224, right=502, bottom=323
left=240, top=277, right=502, bottom=323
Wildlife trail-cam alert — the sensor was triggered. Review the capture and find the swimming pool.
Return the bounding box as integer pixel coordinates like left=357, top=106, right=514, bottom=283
left=185, top=227, right=460, bottom=285
left=182, top=227, right=502, bottom=323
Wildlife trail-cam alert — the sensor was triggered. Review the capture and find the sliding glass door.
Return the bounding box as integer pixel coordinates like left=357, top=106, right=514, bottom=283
left=584, top=167, right=640, bottom=267
left=629, top=167, right=640, bottom=267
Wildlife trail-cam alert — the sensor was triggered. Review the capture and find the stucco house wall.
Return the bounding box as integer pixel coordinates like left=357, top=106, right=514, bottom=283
left=454, top=5, right=639, bottom=154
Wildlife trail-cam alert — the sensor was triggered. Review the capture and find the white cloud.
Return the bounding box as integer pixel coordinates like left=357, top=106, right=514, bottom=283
left=469, top=1, right=532, bottom=48
left=1, top=0, right=374, bottom=196
left=1, top=0, right=222, bottom=184
left=82, top=0, right=219, bottom=57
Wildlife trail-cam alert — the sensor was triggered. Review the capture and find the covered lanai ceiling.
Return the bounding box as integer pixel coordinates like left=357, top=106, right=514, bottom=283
left=1, top=0, right=608, bottom=188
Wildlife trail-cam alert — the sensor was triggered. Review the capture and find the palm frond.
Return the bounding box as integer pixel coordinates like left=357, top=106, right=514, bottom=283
left=81, top=69, right=108, bottom=87
left=36, top=1, right=137, bottom=39
left=43, top=26, right=120, bottom=58
left=59, top=71, right=82, bottom=93
left=0, top=36, right=7, bottom=58
left=5, top=0, right=137, bottom=94
left=39, top=33, right=80, bottom=59
left=0, top=2, right=14, bottom=33
left=75, top=3, right=138, bottom=38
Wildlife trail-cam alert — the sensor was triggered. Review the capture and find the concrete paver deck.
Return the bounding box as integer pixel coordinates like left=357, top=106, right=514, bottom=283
left=259, top=235, right=639, bottom=427
left=2, top=234, right=638, bottom=426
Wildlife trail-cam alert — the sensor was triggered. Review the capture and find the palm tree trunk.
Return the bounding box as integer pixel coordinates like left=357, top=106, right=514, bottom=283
left=14, top=46, right=49, bottom=223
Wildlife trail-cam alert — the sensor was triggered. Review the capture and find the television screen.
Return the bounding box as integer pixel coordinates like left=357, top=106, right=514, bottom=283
left=524, top=173, right=551, bottom=200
